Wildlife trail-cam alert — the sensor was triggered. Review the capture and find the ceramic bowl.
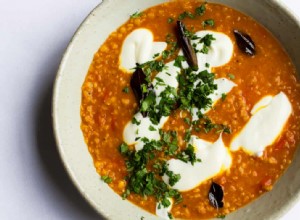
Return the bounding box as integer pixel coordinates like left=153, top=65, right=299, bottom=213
left=52, top=0, right=300, bottom=219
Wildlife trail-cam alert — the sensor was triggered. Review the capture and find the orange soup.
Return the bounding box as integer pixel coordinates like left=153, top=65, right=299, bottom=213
left=81, top=1, right=300, bottom=219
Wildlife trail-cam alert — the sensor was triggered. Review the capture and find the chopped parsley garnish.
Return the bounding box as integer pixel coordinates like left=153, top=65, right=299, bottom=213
left=119, top=143, right=129, bottom=154
left=227, top=73, right=235, bottom=80
left=168, top=17, right=174, bottom=23
left=101, top=175, right=113, bottom=184
left=132, top=117, right=141, bottom=125
left=149, top=125, right=156, bottom=131
left=200, top=34, right=216, bottom=54
left=202, top=19, right=215, bottom=28
left=195, top=4, right=206, bottom=16
left=122, top=86, right=129, bottom=93
left=217, top=214, right=226, bottom=219
left=221, top=93, right=227, bottom=101
left=178, top=11, right=195, bottom=20
left=130, top=11, right=143, bottom=18
left=183, top=117, right=192, bottom=125
left=176, top=144, right=201, bottom=165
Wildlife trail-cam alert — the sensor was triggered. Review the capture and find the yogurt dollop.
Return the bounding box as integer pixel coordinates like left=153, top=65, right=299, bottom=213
left=230, top=92, right=292, bottom=156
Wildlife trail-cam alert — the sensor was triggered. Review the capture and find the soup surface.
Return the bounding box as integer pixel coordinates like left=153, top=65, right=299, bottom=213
left=81, top=1, right=300, bottom=219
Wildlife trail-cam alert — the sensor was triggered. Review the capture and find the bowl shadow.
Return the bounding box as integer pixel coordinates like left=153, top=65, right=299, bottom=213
left=34, top=48, right=102, bottom=219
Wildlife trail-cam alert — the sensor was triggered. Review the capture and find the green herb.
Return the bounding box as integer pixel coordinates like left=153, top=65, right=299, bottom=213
left=166, top=170, right=181, bottom=186
left=119, top=143, right=129, bottom=155
left=122, top=86, right=129, bottom=93
left=227, top=73, right=235, bottom=80
left=178, top=11, right=195, bottom=20
left=132, top=117, right=141, bottom=125
left=184, top=129, right=192, bottom=142
left=153, top=53, right=160, bottom=58
left=174, top=55, right=186, bottom=68
left=122, top=189, right=130, bottom=199
left=199, top=34, right=216, bottom=54
left=137, top=60, right=166, bottom=80
left=183, top=117, right=191, bottom=125
left=168, top=212, right=174, bottom=219
left=140, top=91, right=156, bottom=113
left=223, top=126, right=231, bottom=134
left=205, top=63, right=210, bottom=68
left=101, top=175, right=113, bottom=184
left=195, top=4, right=206, bottom=16
left=202, top=19, right=215, bottom=28
left=168, top=17, right=174, bottom=23
left=130, top=11, right=143, bottom=18
left=160, top=130, right=178, bottom=156
left=149, top=125, right=156, bottom=131
left=177, top=69, right=217, bottom=112
left=176, top=144, right=201, bottom=165
left=221, top=93, right=227, bottom=101
left=140, top=217, right=145, bottom=220
left=120, top=138, right=182, bottom=207
left=217, top=214, right=226, bottom=219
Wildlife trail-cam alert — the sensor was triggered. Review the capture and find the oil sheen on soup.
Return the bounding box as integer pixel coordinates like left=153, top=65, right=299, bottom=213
left=81, top=1, right=300, bottom=219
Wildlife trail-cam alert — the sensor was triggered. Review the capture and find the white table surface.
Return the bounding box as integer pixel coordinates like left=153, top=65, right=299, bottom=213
left=0, top=0, right=299, bottom=219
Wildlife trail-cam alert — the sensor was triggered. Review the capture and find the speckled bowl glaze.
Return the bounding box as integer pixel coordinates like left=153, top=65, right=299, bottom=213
left=52, top=0, right=300, bottom=219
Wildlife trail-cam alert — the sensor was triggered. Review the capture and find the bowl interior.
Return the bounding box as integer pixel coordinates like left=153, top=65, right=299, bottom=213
left=52, top=0, right=300, bottom=219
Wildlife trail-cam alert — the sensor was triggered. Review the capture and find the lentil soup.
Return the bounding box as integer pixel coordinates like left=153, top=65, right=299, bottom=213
left=81, top=1, right=300, bottom=219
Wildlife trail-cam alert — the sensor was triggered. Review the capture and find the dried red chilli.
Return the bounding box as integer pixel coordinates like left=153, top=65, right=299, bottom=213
left=130, top=68, right=154, bottom=117
left=233, top=29, right=256, bottom=56
left=208, top=182, right=224, bottom=209
left=176, top=20, right=199, bottom=70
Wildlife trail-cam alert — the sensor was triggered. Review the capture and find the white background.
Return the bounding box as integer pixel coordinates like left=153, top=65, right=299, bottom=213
left=0, top=0, right=299, bottom=219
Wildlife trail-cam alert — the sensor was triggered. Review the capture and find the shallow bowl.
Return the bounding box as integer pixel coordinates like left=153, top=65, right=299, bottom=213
left=52, top=0, right=300, bottom=219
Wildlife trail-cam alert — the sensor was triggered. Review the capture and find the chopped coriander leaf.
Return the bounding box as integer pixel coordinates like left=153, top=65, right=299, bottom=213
left=183, top=117, right=191, bottom=125
left=161, top=197, right=171, bottom=208
left=155, top=77, right=166, bottom=86
left=195, top=4, right=206, bottom=16
left=122, top=189, right=130, bottom=199
left=201, top=46, right=209, bottom=54
left=101, top=175, right=113, bottom=184
left=122, top=86, right=130, bottom=93
left=119, top=142, right=129, bottom=154
left=168, top=212, right=174, bottom=219
left=227, top=73, right=235, bottom=80
left=199, top=34, right=216, bottom=54
left=203, top=117, right=218, bottom=133
left=205, top=63, right=210, bottom=68
left=148, top=125, right=156, bottom=131
left=167, top=17, right=174, bottom=23
left=174, top=55, right=186, bottom=68
left=166, top=170, right=181, bottom=186
left=140, top=91, right=156, bottom=113
left=162, top=50, right=170, bottom=59
left=176, top=144, right=201, bottom=165
left=223, top=126, right=231, bottom=134
left=153, top=53, right=160, bottom=58
left=200, top=34, right=216, bottom=46
left=130, top=11, right=143, bottom=18
left=141, top=217, right=145, bottom=220
left=217, top=214, right=226, bottom=219
left=178, top=11, right=195, bottom=20
left=221, top=93, right=227, bottom=101
left=202, top=19, right=215, bottom=28
left=160, top=130, right=178, bottom=155
left=177, top=69, right=217, bottom=112
left=120, top=137, right=181, bottom=207
left=132, top=117, right=141, bottom=125
left=184, top=129, right=192, bottom=142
